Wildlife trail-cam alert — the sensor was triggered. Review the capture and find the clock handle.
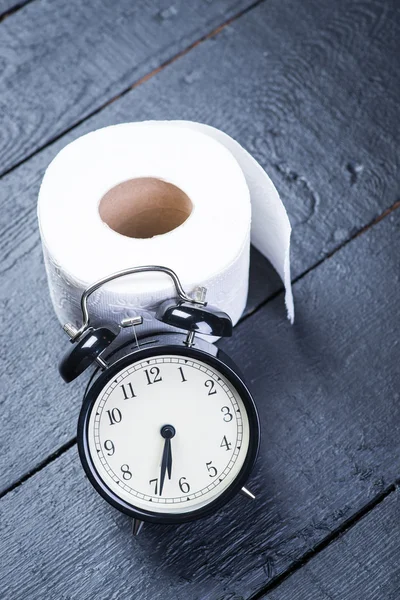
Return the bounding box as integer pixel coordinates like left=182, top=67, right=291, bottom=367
left=62, top=265, right=207, bottom=343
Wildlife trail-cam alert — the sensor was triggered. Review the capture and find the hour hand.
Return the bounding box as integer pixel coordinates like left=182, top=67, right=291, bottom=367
left=159, top=425, right=175, bottom=496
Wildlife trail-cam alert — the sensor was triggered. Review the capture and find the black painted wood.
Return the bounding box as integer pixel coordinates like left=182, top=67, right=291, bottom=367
left=265, top=490, right=400, bottom=599
left=0, top=0, right=257, bottom=176
left=1, top=200, right=400, bottom=599
left=1, top=0, right=399, bottom=493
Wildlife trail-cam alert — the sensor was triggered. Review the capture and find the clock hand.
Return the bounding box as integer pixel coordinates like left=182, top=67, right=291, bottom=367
left=167, top=440, right=172, bottom=480
left=159, top=424, right=176, bottom=496
left=159, top=437, right=170, bottom=496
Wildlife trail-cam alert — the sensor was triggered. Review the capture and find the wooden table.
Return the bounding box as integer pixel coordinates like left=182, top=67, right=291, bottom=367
left=1, top=0, right=399, bottom=598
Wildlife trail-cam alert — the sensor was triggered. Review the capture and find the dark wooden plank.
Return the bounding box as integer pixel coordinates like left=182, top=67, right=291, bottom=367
left=265, top=490, right=400, bottom=600
left=0, top=0, right=258, bottom=176
left=1, top=0, right=399, bottom=491
left=1, top=196, right=400, bottom=599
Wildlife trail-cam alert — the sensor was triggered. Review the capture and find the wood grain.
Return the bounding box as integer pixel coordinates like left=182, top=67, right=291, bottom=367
left=1, top=193, right=400, bottom=599
left=0, top=0, right=259, bottom=176
left=264, top=490, right=400, bottom=599
left=0, top=0, right=399, bottom=492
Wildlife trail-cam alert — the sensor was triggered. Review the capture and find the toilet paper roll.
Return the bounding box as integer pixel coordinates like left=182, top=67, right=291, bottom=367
left=38, top=121, right=293, bottom=340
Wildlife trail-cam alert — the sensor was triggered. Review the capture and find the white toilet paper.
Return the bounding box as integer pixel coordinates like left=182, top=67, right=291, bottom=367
left=38, top=121, right=293, bottom=338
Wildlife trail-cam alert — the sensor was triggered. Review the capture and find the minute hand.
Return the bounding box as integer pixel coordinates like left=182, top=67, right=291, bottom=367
left=159, top=437, right=171, bottom=496
left=167, top=440, right=172, bottom=480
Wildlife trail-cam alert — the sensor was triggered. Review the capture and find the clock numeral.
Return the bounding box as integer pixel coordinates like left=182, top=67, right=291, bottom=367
left=221, top=406, right=233, bottom=422
left=205, top=379, right=217, bottom=395
left=179, top=477, right=190, bottom=494
left=220, top=435, right=232, bottom=451
left=120, top=382, right=136, bottom=400
left=149, top=478, right=158, bottom=495
left=144, top=366, right=162, bottom=385
left=121, top=464, right=132, bottom=480
left=206, top=461, right=218, bottom=478
left=106, top=408, right=122, bottom=425
left=104, top=440, right=115, bottom=456
left=178, top=366, right=187, bottom=382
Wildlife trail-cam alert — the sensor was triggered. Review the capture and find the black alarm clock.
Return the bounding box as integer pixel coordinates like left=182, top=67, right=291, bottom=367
left=59, top=266, right=260, bottom=535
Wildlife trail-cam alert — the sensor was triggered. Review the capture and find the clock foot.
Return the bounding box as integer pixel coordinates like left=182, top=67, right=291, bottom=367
left=240, top=486, right=256, bottom=500
left=132, top=519, right=144, bottom=536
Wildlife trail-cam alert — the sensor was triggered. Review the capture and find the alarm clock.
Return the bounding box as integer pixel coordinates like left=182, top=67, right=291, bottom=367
left=59, top=266, right=260, bottom=535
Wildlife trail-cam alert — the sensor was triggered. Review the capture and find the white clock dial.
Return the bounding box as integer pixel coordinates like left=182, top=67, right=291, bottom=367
left=87, top=354, right=250, bottom=514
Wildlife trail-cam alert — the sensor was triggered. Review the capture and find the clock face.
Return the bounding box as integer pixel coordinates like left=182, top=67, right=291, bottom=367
left=80, top=351, right=257, bottom=521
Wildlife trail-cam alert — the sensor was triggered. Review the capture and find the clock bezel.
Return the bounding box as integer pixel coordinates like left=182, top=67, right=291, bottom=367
left=78, top=339, right=260, bottom=524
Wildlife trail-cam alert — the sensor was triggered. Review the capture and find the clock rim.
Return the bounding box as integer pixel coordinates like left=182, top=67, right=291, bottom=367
left=78, top=341, right=260, bottom=524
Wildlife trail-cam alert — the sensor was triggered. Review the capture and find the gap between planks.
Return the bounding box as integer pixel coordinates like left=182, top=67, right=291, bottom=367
left=0, top=0, right=266, bottom=181
left=241, top=197, right=400, bottom=326
left=0, top=0, right=34, bottom=22
left=0, top=437, right=77, bottom=501
left=248, top=481, right=399, bottom=599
